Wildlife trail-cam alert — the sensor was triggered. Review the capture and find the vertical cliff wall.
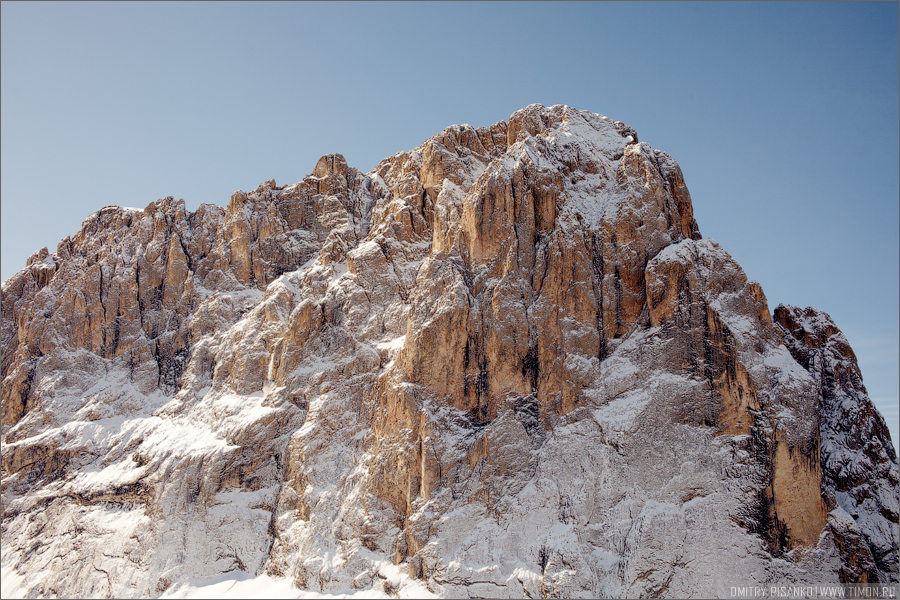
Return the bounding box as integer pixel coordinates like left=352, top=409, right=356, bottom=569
left=2, top=104, right=897, bottom=598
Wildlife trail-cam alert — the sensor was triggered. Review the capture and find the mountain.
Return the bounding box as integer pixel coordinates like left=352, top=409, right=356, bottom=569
left=2, top=104, right=897, bottom=598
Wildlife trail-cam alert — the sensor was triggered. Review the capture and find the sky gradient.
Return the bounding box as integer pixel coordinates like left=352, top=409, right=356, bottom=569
left=2, top=1, right=898, bottom=446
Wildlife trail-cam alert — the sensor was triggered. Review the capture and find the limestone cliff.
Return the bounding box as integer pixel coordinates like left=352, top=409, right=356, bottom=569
left=1, top=104, right=897, bottom=598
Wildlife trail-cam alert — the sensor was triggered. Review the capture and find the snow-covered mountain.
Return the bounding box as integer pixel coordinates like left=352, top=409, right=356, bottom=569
left=2, top=104, right=897, bottom=598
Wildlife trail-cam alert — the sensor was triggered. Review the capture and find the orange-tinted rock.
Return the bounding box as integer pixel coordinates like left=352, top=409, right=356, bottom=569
left=2, top=105, right=896, bottom=598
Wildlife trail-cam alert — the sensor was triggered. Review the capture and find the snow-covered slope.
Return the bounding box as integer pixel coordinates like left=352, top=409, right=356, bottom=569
left=2, top=104, right=897, bottom=598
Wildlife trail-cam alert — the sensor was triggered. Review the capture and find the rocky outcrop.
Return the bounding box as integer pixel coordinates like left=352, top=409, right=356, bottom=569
left=775, top=305, right=899, bottom=583
left=1, top=104, right=897, bottom=598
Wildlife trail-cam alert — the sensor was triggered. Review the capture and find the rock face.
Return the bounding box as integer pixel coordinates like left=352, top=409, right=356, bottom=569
left=1, top=104, right=897, bottom=598
left=774, top=305, right=899, bottom=583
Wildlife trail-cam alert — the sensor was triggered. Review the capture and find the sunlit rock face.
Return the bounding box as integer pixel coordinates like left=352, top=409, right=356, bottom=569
left=2, top=104, right=897, bottom=598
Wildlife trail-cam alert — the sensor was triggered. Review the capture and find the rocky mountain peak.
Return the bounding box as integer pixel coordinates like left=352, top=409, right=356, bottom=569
left=1, top=104, right=896, bottom=598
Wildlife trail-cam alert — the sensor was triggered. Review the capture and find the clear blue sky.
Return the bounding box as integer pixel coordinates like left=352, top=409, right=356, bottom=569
left=2, top=1, right=898, bottom=447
